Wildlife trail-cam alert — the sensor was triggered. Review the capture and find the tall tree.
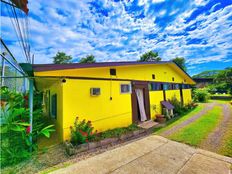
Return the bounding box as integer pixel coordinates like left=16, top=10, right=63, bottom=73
left=139, top=51, right=161, bottom=62
left=172, top=57, right=187, bottom=71
left=53, top=52, right=72, bottom=64
left=79, top=55, right=96, bottom=63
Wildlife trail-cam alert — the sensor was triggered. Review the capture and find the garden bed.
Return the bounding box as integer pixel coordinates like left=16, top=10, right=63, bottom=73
left=65, top=127, right=148, bottom=156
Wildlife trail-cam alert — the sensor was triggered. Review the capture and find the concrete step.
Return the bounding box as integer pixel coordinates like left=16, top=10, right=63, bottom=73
left=138, top=120, right=159, bottom=129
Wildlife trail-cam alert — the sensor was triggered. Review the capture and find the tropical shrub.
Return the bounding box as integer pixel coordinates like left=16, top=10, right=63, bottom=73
left=193, top=88, right=210, bottom=102
left=169, top=96, right=197, bottom=116
left=169, top=96, right=183, bottom=115
left=0, top=87, right=55, bottom=168
left=70, top=117, right=96, bottom=145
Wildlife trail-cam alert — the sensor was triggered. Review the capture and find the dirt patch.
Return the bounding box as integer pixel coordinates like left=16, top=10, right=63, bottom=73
left=200, top=103, right=232, bottom=152
left=161, top=103, right=216, bottom=137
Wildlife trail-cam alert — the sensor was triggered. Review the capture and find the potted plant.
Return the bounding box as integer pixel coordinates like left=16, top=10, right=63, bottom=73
left=155, top=114, right=166, bottom=123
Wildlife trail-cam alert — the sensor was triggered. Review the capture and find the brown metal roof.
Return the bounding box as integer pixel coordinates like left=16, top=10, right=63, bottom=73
left=32, top=61, right=172, bottom=72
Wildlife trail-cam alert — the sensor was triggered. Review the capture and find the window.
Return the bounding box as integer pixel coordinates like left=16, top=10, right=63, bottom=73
left=173, top=84, right=179, bottom=90
left=149, top=82, right=162, bottom=91
left=152, top=74, right=155, bottom=79
left=51, top=94, right=57, bottom=119
left=172, top=77, right=175, bottom=81
left=180, top=84, right=190, bottom=89
left=183, top=84, right=190, bottom=89
left=163, top=84, right=169, bottom=90
left=110, top=68, right=116, bottom=76
left=90, top=88, right=101, bottom=96
left=120, top=84, right=131, bottom=93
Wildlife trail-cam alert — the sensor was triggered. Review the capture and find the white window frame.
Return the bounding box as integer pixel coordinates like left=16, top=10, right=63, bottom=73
left=120, top=83, right=132, bottom=94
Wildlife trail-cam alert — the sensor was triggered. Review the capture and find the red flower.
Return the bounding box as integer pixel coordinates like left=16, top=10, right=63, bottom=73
left=85, top=139, right=88, bottom=142
left=26, top=126, right=30, bottom=134
left=79, top=130, right=88, bottom=136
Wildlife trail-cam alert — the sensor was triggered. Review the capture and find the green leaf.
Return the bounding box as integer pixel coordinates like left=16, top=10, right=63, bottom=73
left=10, top=125, right=25, bottom=132
left=41, top=125, right=54, bottom=131
left=14, top=122, right=30, bottom=127
left=41, top=129, right=50, bottom=138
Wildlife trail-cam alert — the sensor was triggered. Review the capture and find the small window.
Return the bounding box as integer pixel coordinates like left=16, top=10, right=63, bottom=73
left=51, top=94, right=57, bottom=119
left=120, top=84, right=131, bottom=93
left=110, top=68, right=116, bottom=76
left=173, top=84, right=179, bottom=89
left=90, top=88, right=101, bottom=96
left=163, top=84, right=169, bottom=90
left=183, top=84, right=190, bottom=89
left=172, top=77, right=175, bottom=81
left=152, top=74, right=155, bottom=79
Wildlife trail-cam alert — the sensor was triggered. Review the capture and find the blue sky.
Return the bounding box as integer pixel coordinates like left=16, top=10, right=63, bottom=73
left=1, top=0, right=232, bottom=75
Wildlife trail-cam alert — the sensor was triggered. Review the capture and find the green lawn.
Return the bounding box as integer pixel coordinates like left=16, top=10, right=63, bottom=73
left=154, top=104, right=204, bottom=134
left=209, top=99, right=232, bottom=104
left=168, top=106, right=222, bottom=146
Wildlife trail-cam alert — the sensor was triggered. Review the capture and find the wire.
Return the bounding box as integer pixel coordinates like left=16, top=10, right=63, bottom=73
left=4, top=0, right=31, bottom=63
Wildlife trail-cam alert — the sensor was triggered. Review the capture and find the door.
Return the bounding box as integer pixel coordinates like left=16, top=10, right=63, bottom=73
left=131, top=81, right=151, bottom=123
left=135, top=89, right=147, bottom=121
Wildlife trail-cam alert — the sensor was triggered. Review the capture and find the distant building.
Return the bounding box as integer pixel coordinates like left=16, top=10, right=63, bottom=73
left=193, top=78, right=214, bottom=88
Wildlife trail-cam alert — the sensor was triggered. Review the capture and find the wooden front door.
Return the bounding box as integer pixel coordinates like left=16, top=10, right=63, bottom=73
left=131, top=81, right=151, bottom=123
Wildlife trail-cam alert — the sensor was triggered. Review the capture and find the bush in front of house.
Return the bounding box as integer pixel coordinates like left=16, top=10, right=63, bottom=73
left=169, top=96, right=198, bottom=117
left=193, top=88, right=210, bottom=102
left=70, top=117, right=97, bottom=145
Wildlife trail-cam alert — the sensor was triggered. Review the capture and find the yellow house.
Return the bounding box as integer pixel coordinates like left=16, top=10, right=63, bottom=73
left=31, top=61, right=195, bottom=142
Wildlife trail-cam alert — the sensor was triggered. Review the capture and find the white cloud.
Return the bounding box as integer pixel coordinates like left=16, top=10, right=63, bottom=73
left=1, top=0, right=231, bottom=74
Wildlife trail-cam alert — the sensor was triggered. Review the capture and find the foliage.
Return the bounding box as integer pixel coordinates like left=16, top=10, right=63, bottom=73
left=70, top=117, right=96, bottom=145
left=0, top=87, right=55, bottom=168
left=168, top=96, right=193, bottom=116
left=214, top=67, right=232, bottom=95
left=79, top=55, right=96, bottom=63
left=99, top=124, right=139, bottom=139
left=172, top=57, right=187, bottom=71
left=193, top=88, right=210, bottom=102
left=206, top=83, right=228, bottom=94
left=52, top=51, right=72, bottom=64
left=193, top=67, right=232, bottom=95
left=139, top=51, right=161, bottom=62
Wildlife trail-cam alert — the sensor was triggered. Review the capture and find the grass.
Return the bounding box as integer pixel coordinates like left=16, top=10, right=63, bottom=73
left=168, top=106, right=222, bottom=146
left=209, top=99, right=232, bottom=104
left=211, top=93, right=231, bottom=96
left=153, top=104, right=204, bottom=134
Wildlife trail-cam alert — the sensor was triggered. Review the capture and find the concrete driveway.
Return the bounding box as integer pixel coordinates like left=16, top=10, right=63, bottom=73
left=51, top=135, right=232, bottom=174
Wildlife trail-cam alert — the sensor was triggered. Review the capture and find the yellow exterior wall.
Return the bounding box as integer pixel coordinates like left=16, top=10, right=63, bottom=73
left=45, top=82, right=64, bottom=141
left=166, top=90, right=181, bottom=101
left=182, top=89, right=192, bottom=105
left=149, top=91, right=164, bottom=119
left=62, top=79, right=132, bottom=141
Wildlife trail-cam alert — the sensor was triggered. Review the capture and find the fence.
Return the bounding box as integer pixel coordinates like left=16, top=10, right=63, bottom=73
left=0, top=39, right=28, bottom=92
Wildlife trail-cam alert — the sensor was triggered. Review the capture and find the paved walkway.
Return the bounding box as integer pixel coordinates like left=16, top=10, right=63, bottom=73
left=161, top=103, right=215, bottom=137
left=50, top=135, right=232, bottom=174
